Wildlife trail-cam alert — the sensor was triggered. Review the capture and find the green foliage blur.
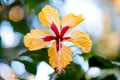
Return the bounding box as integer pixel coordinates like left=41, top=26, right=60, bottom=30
left=0, top=0, right=120, bottom=80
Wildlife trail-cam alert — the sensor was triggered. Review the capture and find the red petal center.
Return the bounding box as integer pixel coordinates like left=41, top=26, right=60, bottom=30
left=42, top=35, right=56, bottom=41
left=42, top=22, right=71, bottom=52
left=60, top=26, right=70, bottom=38
left=51, top=22, right=59, bottom=37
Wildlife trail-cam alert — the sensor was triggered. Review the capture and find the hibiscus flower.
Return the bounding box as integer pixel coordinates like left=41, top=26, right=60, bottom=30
left=24, top=5, right=92, bottom=74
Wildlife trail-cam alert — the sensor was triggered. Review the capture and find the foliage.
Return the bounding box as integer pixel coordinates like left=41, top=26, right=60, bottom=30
left=0, top=0, right=120, bottom=80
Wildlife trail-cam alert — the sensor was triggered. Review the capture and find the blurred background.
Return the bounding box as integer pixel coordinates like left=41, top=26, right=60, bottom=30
left=0, top=0, right=120, bottom=80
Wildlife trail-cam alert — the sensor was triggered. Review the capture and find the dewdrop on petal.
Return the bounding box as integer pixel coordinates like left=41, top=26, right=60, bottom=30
left=9, top=5, right=24, bottom=22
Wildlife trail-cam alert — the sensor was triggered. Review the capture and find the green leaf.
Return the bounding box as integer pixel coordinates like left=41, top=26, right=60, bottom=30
left=19, top=48, right=49, bottom=64
left=9, top=20, right=30, bottom=35
left=91, top=74, right=117, bottom=80
left=80, top=51, right=95, bottom=60
left=25, top=0, right=49, bottom=10
left=17, top=48, right=49, bottom=74
left=117, top=48, right=120, bottom=62
left=56, top=62, right=85, bottom=80
left=16, top=60, right=37, bottom=74
left=89, top=54, right=117, bottom=69
left=101, top=74, right=117, bottom=80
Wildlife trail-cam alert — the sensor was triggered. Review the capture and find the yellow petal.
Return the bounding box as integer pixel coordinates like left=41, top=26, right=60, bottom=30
left=48, top=42, right=72, bottom=73
left=62, top=13, right=84, bottom=29
left=39, top=5, right=61, bottom=28
left=24, top=29, right=51, bottom=51
left=69, top=30, right=92, bottom=53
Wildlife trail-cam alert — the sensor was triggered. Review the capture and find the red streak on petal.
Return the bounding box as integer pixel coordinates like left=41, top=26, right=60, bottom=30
left=42, top=35, right=56, bottom=41
left=56, top=41, right=62, bottom=52
left=51, top=22, right=59, bottom=37
left=56, top=46, right=65, bottom=74
left=63, top=37, right=71, bottom=40
left=60, top=26, right=70, bottom=38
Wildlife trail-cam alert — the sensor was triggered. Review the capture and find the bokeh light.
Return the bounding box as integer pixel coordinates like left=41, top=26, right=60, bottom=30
left=0, top=0, right=120, bottom=79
